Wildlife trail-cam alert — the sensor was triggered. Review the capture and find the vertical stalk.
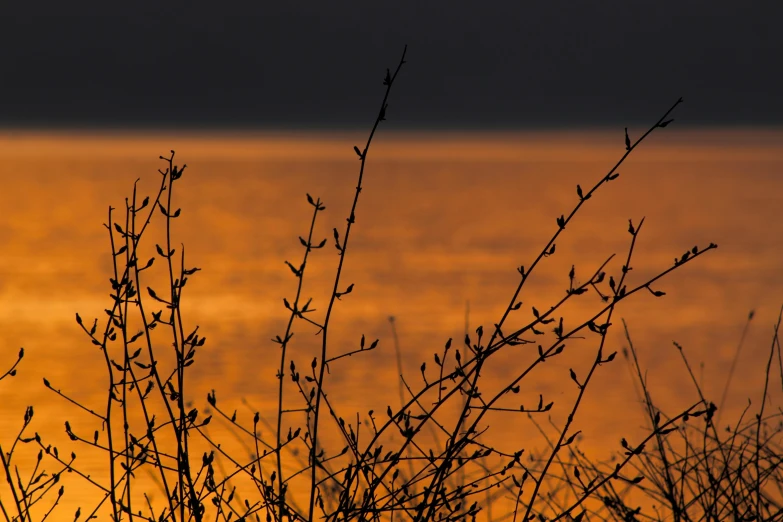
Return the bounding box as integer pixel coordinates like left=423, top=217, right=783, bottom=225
left=308, top=45, right=407, bottom=522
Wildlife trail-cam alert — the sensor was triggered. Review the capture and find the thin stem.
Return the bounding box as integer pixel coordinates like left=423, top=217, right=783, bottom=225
left=308, top=44, right=407, bottom=522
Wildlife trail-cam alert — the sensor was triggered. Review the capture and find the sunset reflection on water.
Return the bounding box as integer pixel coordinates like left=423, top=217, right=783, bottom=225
left=0, top=129, right=781, bottom=516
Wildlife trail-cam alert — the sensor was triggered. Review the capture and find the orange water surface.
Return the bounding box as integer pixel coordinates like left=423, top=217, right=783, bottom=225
left=0, top=128, right=781, bottom=519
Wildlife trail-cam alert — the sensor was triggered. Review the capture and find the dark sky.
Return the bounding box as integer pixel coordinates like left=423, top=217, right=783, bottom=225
left=2, top=1, right=781, bottom=130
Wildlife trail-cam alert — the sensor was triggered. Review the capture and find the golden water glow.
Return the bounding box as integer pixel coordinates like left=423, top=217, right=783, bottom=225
left=0, top=129, right=781, bottom=519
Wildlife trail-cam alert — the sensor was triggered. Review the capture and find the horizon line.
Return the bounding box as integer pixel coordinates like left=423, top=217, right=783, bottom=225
left=1, top=122, right=782, bottom=138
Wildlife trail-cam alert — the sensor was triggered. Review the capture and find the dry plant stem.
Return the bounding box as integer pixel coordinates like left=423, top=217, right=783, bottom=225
left=121, top=201, right=133, bottom=517
left=162, top=165, right=198, bottom=522
left=104, top=204, right=123, bottom=522
left=61, top=169, right=168, bottom=515
left=632, top=327, right=710, bottom=519
left=390, top=317, right=418, bottom=485
left=581, top=323, right=713, bottom=517
left=717, top=310, right=755, bottom=428
left=519, top=218, right=646, bottom=521
left=549, top=424, right=627, bottom=520
left=123, top=162, right=182, bottom=518
left=125, top=179, right=179, bottom=519
left=276, top=197, right=324, bottom=522
left=390, top=317, right=406, bottom=411
left=0, top=349, right=22, bottom=381
left=159, top=159, right=207, bottom=520
left=411, top=98, right=685, bottom=522
left=0, top=444, right=25, bottom=522
left=623, top=319, right=683, bottom=518
left=486, top=97, right=682, bottom=359
left=307, top=45, right=407, bottom=522
left=555, top=407, right=702, bottom=521
left=778, top=322, right=783, bottom=399
left=755, top=305, right=783, bottom=516
left=120, top=189, right=138, bottom=518
left=673, top=339, right=735, bottom=502
left=572, top=312, right=783, bottom=521
left=354, top=248, right=701, bottom=519
left=357, top=231, right=710, bottom=522
left=60, top=156, right=208, bottom=520
left=206, top=394, right=318, bottom=500
left=526, top=415, right=582, bottom=511
left=0, top=403, right=57, bottom=522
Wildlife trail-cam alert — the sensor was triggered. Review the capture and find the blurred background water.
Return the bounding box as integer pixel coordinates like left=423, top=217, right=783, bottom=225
left=0, top=128, right=781, bottom=515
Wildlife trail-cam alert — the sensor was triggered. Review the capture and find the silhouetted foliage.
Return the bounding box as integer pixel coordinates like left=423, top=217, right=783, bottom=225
left=2, top=45, right=781, bottom=522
